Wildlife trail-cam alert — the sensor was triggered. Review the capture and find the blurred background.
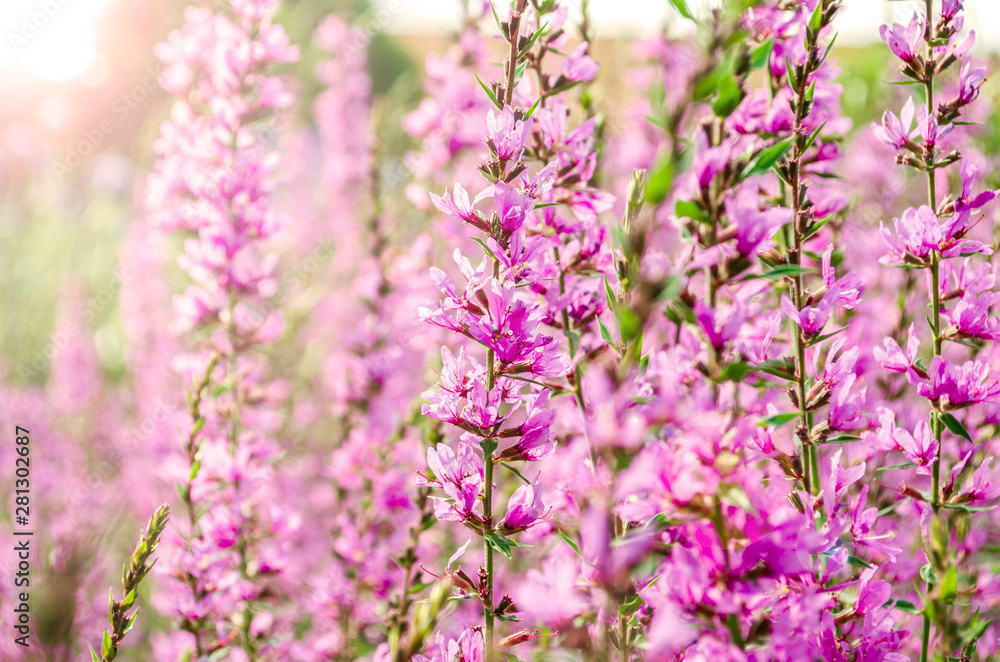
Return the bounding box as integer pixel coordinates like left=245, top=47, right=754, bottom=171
left=1, top=0, right=998, bottom=389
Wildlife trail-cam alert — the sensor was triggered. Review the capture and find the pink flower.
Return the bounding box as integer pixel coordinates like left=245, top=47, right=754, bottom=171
left=431, top=184, right=489, bottom=233
left=872, top=97, right=916, bottom=149
left=879, top=14, right=924, bottom=64
left=781, top=293, right=835, bottom=335
left=420, top=441, right=485, bottom=526
left=486, top=105, right=532, bottom=161
left=694, top=300, right=745, bottom=351
left=956, top=59, right=986, bottom=106
left=728, top=188, right=793, bottom=256
left=827, top=375, right=866, bottom=431
left=945, top=291, right=1000, bottom=340
left=499, top=476, right=546, bottom=532
left=918, top=356, right=1000, bottom=410
left=561, top=42, right=599, bottom=82
left=874, top=407, right=938, bottom=475
left=874, top=324, right=921, bottom=381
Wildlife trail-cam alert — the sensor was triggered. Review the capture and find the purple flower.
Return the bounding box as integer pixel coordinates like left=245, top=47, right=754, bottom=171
left=728, top=188, right=793, bottom=256
left=431, top=184, right=489, bottom=233
left=955, top=59, right=986, bottom=107
left=827, top=375, right=866, bottom=431
left=693, top=143, right=731, bottom=190
left=880, top=205, right=992, bottom=266
left=874, top=407, right=938, bottom=475
left=486, top=105, right=532, bottom=161
left=916, top=106, right=953, bottom=150
left=818, top=338, right=859, bottom=389
left=467, top=280, right=568, bottom=377
left=499, top=476, right=546, bottom=532
left=871, top=97, right=915, bottom=149
left=419, top=441, right=485, bottom=526
left=491, top=181, right=535, bottom=235
left=781, top=293, right=835, bottom=336
left=942, top=0, right=963, bottom=20
left=955, top=157, right=996, bottom=215
left=945, top=290, right=1000, bottom=340
left=561, top=42, right=600, bottom=82
left=879, top=14, right=924, bottom=64
left=694, top=300, right=745, bottom=351
left=498, top=392, right=556, bottom=462
left=918, top=356, right=1000, bottom=409
left=874, top=324, right=922, bottom=381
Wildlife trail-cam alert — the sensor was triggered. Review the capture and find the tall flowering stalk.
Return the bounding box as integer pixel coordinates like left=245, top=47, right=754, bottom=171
left=417, top=1, right=609, bottom=658
left=145, top=0, right=298, bottom=658
left=874, top=1, right=998, bottom=659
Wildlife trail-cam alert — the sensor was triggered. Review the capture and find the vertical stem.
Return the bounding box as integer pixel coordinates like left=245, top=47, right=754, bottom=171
left=484, top=3, right=525, bottom=657
left=484, top=258, right=500, bottom=662
left=227, top=294, right=256, bottom=661
left=921, top=4, right=940, bottom=661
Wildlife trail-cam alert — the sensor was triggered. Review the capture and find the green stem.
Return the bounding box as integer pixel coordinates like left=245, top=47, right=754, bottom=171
left=921, top=4, right=942, bottom=660
left=484, top=257, right=501, bottom=662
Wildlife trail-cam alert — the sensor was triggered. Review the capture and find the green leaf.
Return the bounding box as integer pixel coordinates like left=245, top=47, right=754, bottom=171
left=475, top=74, right=502, bottom=109
left=489, top=1, right=504, bottom=36
left=517, top=22, right=546, bottom=58
left=848, top=555, right=873, bottom=569
left=616, top=307, right=642, bottom=342
left=756, top=265, right=813, bottom=280
left=479, top=438, right=498, bottom=459
left=597, top=318, right=614, bottom=346
left=939, top=412, right=973, bottom=443
left=823, top=435, right=861, bottom=444
left=920, top=563, right=939, bottom=585
left=524, top=95, right=542, bottom=119
left=876, top=461, right=917, bottom=473
left=807, top=325, right=847, bottom=348
left=559, top=530, right=583, bottom=557
left=943, top=503, right=998, bottom=513
left=692, top=65, right=723, bottom=100
left=90, top=645, right=102, bottom=662
left=123, top=609, right=140, bottom=637
left=102, top=629, right=114, bottom=661
left=644, top=114, right=669, bottom=132
left=712, top=74, right=742, bottom=118
left=674, top=200, right=704, bottom=221
left=620, top=594, right=645, bottom=617
left=941, top=565, right=958, bottom=604
left=512, top=59, right=528, bottom=88
left=749, top=37, right=774, bottom=71
left=759, top=412, right=798, bottom=428
left=108, top=587, right=115, bottom=625
left=471, top=236, right=497, bottom=260
left=485, top=532, right=513, bottom=560
left=754, top=359, right=795, bottom=381
left=604, top=278, right=617, bottom=306
left=808, top=1, right=823, bottom=33
left=646, top=155, right=674, bottom=206
left=667, top=0, right=694, bottom=20
left=719, top=361, right=754, bottom=383
left=801, top=118, right=829, bottom=154
left=741, top=138, right=793, bottom=181
left=499, top=461, right=531, bottom=484
left=888, top=599, right=922, bottom=615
